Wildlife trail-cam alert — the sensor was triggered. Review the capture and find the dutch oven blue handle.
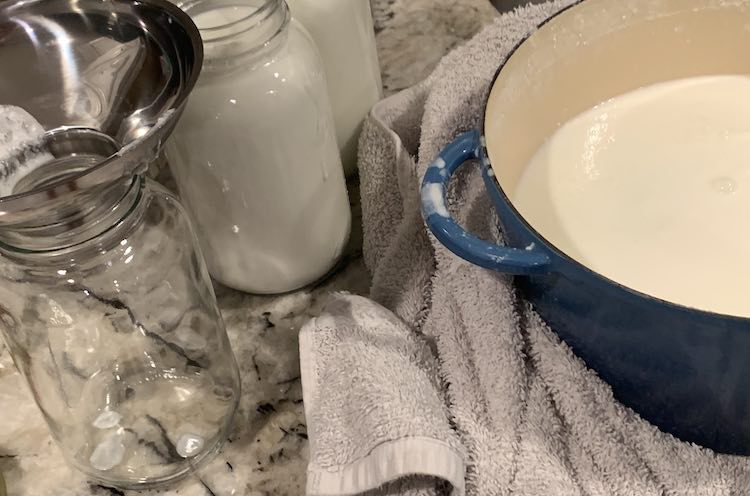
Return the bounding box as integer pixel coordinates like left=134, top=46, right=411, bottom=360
left=421, top=130, right=551, bottom=275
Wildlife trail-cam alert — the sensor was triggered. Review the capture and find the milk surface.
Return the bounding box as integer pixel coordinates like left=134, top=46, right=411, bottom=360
left=513, top=75, right=750, bottom=317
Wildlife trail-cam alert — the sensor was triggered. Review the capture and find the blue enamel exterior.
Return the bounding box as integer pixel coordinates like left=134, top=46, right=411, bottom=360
left=422, top=132, right=750, bottom=455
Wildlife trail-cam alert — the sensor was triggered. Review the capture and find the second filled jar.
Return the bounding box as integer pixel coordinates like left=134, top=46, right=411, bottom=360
left=166, top=0, right=351, bottom=294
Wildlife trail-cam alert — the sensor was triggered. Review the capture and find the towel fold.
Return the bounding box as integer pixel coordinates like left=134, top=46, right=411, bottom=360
left=300, top=294, right=465, bottom=496
left=0, top=106, right=52, bottom=196
left=301, top=1, right=750, bottom=495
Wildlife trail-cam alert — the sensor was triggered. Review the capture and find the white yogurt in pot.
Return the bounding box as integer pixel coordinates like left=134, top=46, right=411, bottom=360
left=513, top=75, right=750, bottom=317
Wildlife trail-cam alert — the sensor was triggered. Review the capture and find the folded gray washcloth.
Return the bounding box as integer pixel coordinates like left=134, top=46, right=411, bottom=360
left=301, top=1, right=750, bottom=494
left=300, top=294, right=465, bottom=495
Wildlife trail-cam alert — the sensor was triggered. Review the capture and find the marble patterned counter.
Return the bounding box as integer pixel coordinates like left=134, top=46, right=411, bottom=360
left=0, top=1, right=500, bottom=494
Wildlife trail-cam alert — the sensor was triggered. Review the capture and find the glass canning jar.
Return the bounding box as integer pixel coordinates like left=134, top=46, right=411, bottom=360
left=286, top=0, right=382, bottom=176
left=0, top=176, right=240, bottom=489
left=166, top=0, right=351, bottom=295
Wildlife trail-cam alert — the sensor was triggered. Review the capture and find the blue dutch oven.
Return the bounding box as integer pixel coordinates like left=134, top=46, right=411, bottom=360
left=422, top=0, right=750, bottom=454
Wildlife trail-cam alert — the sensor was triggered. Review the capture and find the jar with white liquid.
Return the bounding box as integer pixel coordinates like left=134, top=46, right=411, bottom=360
left=166, top=0, right=351, bottom=294
left=287, top=0, right=382, bottom=176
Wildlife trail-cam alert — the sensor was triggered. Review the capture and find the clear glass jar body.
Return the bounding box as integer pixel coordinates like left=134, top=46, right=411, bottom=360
left=166, top=0, right=351, bottom=295
left=287, top=0, right=383, bottom=176
left=0, top=178, right=240, bottom=489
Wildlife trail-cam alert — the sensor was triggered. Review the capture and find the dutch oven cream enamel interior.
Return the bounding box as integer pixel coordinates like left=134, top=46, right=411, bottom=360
left=484, top=0, right=750, bottom=305
left=486, top=0, right=750, bottom=194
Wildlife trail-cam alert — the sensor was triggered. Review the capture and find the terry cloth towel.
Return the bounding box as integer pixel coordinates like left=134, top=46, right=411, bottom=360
left=0, top=106, right=53, bottom=197
left=300, top=1, right=750, bottom=495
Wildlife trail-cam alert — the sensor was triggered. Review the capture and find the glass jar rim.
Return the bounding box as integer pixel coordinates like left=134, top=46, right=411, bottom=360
left=0, top=176, right=144, bottom=257
left=176, top=0, right=279, bottom=43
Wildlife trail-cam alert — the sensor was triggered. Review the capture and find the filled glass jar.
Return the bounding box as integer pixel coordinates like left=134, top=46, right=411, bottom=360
left=166, top=0, right=351, bottom=294
left=286, top=0, right=382, bottom=176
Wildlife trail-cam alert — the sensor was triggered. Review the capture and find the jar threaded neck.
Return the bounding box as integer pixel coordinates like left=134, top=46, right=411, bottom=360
left=0, top=176, right=143, bottom=254
left=178, top=0, right=289, bottom=67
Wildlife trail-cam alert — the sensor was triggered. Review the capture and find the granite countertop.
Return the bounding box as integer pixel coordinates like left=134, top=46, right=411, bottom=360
left=0, top=1, right=499, bottom=494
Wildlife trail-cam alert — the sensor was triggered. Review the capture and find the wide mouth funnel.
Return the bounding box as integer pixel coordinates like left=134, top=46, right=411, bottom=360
left=0, top=0, right=203, bottom=226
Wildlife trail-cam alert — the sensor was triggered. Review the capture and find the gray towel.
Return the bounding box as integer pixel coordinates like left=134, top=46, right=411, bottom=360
left=300, top=294, right=465, bottom=495
left=300, top=1, right=750, bottom=495
left=0, top=105, right=52, bottom=196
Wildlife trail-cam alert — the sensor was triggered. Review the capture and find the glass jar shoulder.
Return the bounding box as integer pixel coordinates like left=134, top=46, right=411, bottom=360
left=79, top=182, right=195, bottom=284
left=194, top=21, right=326, bottom=108
left=0, top=181, right=206, bottom=354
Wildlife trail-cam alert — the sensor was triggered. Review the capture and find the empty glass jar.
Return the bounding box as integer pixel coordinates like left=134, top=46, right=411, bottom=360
left=0, top=176, right=240, bottom=489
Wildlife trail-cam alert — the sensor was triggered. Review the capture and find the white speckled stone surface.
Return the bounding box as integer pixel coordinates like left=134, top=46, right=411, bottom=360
left=375, top=0, right=497, bottom=95
left=0, top=1, right=500, bottom=494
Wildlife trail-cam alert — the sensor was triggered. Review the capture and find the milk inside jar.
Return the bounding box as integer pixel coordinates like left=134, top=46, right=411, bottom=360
left=286, top=0, right=382, bottom=176
left=512, top=75, right=750, bottom=317
left=166, top=0, right=351, bottom=294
